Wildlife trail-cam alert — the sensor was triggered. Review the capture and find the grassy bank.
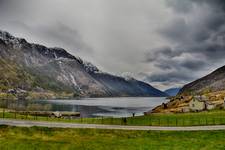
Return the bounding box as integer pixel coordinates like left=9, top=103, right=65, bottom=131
left=1, top=110, right=225, bottom=126
left=1, top=125, right=225, bottom=150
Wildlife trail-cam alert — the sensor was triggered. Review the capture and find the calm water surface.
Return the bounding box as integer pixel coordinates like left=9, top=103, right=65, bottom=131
left=36, top=97, right=167, bottom=118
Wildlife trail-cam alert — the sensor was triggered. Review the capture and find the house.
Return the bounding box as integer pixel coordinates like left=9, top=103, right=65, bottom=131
left=189, top=96, right=216, bottom=111
left=189, top=97, right=205, bottom=111
left=205, top=101, right=216, bottom=110
left=52, top=111, right=62, bottom=118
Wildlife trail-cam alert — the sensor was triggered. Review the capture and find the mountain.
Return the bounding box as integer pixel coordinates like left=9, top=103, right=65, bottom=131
left=179, top=66, right=225, bottom=95
left=0, top=30, right=167, bottom=98
left=164, top=88, right=180, bottom=96
left=150, top=65, right=225, bottom=113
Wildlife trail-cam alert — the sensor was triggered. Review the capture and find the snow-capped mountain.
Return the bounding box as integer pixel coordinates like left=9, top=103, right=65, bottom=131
left=0, top=30, right=167, bottom=97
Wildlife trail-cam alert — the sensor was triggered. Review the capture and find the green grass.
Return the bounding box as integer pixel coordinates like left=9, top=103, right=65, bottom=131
left=1, top=110, right=225, bottom=126
left=0, top=57, right=79, bottom=99
left=0, top=125, right=225, bottom=150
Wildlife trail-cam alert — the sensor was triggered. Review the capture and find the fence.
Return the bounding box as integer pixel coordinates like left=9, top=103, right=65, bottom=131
left=1, top=109, right=225, bottom=126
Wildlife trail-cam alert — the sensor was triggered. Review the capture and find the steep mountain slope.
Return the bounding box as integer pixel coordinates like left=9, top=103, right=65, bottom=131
left=164, top=88, right=180, bottom=96
left=0, top=30, right=167, bottom=97
left=150, top=66, right=225, bottom=113
left=90, top=73, right=167, bottom=97
left=0, top=58, right=34, bottom=91
left=179, top=66, right=225, bottom=95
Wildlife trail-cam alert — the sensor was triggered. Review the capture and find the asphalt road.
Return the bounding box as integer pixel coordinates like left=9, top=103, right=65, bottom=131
left=1, top=119, right=225, bottom=131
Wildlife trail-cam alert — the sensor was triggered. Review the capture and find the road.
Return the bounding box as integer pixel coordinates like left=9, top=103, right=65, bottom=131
left=1, top=119, right=225, bottom=131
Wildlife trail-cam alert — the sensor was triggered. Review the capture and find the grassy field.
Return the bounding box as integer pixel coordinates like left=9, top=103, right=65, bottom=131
left=1, top=125, right=225, bottom=150
left=1, top=109, right=225, bottom=126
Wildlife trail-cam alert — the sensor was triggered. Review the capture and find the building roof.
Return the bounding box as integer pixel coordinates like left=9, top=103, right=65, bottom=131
left=193, top=95, right=208, bottom=102
left=192, top=96, right=215, bottom=105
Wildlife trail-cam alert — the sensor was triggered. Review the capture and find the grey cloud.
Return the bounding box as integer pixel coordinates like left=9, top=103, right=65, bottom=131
left=144, top=47, right=225, bottom=89
left=166, top=0, right=225, bottom=42
left=180, top=60, right=205, bottom=70
left=0, top=0, right=12, bottom=8
left=1, top=0, right=225, bottom=90
left=145, top=47, right=181, bottom=63
left=145, top=71, right=193, bottom=83
left=8, top=21, right=92, bottom=53
left=167, top=0, right=225, bottom=12
left=142, top=0, right=225, bottom=89
left=35, top=23, right=92, bottom=53
left=166, top=0, right=194, bottom=13
left=145, top=46, right=206, bottom=71
left=0, top=0, right=170, bottom=77
left=159, top=18, right=189, bottom=43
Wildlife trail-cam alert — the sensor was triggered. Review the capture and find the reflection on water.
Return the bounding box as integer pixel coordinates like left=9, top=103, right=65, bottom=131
left=0, top=97, right=167, bottom=118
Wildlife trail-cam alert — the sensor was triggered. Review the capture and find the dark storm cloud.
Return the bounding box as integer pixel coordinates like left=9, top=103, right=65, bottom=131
left=159, top=18, right=189, bottom=43
left=167, top=0, right=225, bottom=13
left=166, top=0, right=225, bottom=44
left=145, top=47, right=206, bottom=71
left=166, top=0, right=194, bottom=13
left=144, top=47, right=207, bottom=88
left=144, top=0, right=225, bottom=88
left=180, top=59, right=206, bottom=71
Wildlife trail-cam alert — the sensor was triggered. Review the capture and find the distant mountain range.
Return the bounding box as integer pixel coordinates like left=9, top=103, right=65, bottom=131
left=0, top=30, right=167, bottom=98
left=179, top=66, right=225, bottom=95
left=164, top=88, right=180, bottom=96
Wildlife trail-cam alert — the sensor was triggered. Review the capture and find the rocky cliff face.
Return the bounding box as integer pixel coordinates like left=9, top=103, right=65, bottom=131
left=0, top=30, right=167, bottom=97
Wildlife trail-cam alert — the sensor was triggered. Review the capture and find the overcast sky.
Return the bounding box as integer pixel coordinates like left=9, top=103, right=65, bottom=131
left=0, top=0, right=225, bottom=90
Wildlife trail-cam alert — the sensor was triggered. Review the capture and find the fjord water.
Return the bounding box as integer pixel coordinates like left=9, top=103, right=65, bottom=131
left=35, top=97, right=167, bottom=118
